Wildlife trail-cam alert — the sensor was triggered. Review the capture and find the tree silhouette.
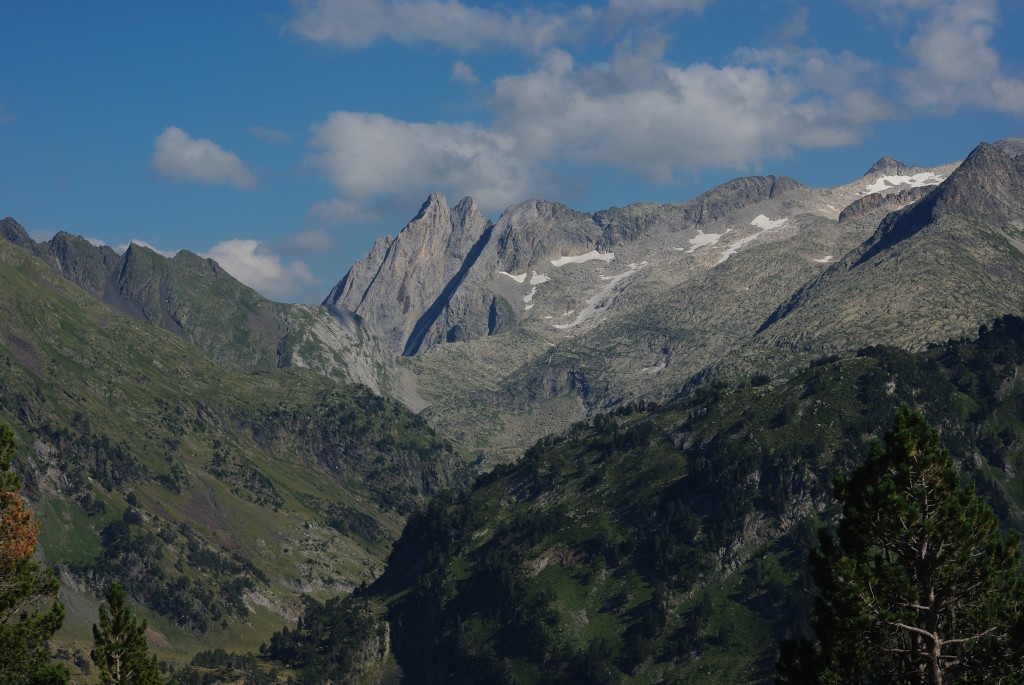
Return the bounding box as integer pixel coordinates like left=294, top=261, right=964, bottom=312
left=92, top=582, right=162, bottom=684
left=777, top=407, right=1024, bottom=684
left=0, top=423, right=68, bottom=684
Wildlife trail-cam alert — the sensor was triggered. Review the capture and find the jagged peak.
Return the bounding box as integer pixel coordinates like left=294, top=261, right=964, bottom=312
left=865, top=155, right=912, bottom=177
left=1, top=216, right=34, bottom=249
left=452, top=195, right=477, bottom=212
left=411, top=192, right=450, bottom=221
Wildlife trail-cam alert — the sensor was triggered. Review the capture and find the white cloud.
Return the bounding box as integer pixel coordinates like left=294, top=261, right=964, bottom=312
left=309, top=111, right=530, bottom=211
left=249, top=126, right=291, bottom=143
left=305, top=42, right=892, bottom=215
left=452, top=60, right=478, bottom=84
left=291, top=0, right=1022, bottom=227
left=854, top=0, right=1024, bottom=114
left=202, top=239, right=318, bottom=300
left=286, top=0, right=593, bottom=52
left=151, top=127, right=257, bottom=189
left=490, top=46, right=888, bottom=181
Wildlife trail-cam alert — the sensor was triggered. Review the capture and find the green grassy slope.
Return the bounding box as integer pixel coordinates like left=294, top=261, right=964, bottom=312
left=0, top=238, right=467, bottom=669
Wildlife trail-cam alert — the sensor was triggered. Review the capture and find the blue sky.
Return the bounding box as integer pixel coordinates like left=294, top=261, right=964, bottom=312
left=1, top=0, right=1022, bottom=303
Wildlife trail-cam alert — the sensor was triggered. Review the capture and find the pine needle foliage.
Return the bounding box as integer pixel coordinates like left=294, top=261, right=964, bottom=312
left=92, top=582, right=161, bottom=685
left=778, top=407, right=1024, bottom=684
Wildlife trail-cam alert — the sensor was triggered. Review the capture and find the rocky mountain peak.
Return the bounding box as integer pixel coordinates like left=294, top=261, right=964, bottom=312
left=493, top=199, right=601, bottom=272
left=411, top=191, right=450, bottom=226
left=325, top=192, right=495, bottom=355
left=865, top=155, right=913, bottom=177
left=1, top=217, right=34, bottom=250
left=926, top=141, right=1024, bottom=224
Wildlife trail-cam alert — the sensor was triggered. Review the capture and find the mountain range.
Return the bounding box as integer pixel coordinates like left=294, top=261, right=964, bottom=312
left=3, top=137, right=1024, bottom=680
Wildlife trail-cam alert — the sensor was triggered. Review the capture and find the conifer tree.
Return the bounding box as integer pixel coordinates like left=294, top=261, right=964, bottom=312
left=92, top=583, right=162, bottom=685
left=777, top=407, right=1024, bottom=684
left=0, top=423, right=69, bottom=684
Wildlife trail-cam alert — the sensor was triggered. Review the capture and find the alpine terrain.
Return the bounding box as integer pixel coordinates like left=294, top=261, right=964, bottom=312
left=3, top=138, right=1024, bottom=683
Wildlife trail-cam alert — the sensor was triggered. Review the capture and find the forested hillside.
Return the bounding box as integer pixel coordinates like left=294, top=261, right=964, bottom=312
left=244, top=316, right=1024, bottom=684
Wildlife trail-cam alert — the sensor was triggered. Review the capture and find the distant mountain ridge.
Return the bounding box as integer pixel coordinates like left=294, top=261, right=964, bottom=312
left=9, top=139, right=1021, bottom=467
left=0, top=221, right=399, bottom=395
left=320, top=140, right=1024, bottom=462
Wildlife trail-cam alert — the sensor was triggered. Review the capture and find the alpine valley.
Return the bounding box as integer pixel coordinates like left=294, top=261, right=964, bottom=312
left=4, top=138, right=1024, bottom=683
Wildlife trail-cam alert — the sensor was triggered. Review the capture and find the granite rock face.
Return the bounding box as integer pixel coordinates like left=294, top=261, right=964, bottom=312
left=325, top=193, right=606, bottom=356
left=325, top=193, right=492, bottom=355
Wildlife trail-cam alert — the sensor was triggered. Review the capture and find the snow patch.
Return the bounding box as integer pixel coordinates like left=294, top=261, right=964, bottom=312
left=524, top=303, right=534, bottom=311
left=554, top=267, right=636, bottom=330
left=716, top=216, right=787, bottom=264
left=814, top=255, right=834, bottom=263
left=864, top=172, right=944, bottom=194
left=750, top=214, right=788, bottom=230
left=524, top=286, right=537, bottom=303
left=529, top=272, right=550, bottom=285
left=551, top=250, right=615, bottom=267
left=687, top=230, right=724, bottom=252
left=499, top=271, right=527, bottom=283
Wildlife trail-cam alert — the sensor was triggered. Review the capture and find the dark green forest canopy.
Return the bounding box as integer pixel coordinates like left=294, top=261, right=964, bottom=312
left=252, top=317, right=1024, bottom=684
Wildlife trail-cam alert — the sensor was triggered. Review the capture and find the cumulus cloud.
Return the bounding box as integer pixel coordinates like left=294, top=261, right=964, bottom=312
left=295, top=0, right=1020, bottom=219
left=309, top=111, right=531, bottom=211
left=202, top=239, right=317, bottom=300
left=151, top=127, right=257, bottom=188
left=452, top=60, right=478, bottom=84
left=490, top=46, right=888, bottom=181
left=306, top=42, right=893, bottom=213
left=855, top=0, right=1024, bottom=114
left=286, top=0, right=593, bottom=52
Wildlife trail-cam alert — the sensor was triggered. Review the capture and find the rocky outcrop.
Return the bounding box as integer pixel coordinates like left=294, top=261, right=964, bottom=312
left=39, top=231, right=123, bottom=300
left=325, top=193, right=493, bottom=355
left=326, top=194, right=606, bottom=356
left=838, top=186, right=932, bottom=223
left=0, top=217, right=34, bottom=250
left=758, top=140, right=1024, bottom=352
left=595, top=175, right=802, bottom=245
left=864, top=155, right=915, bottom=178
